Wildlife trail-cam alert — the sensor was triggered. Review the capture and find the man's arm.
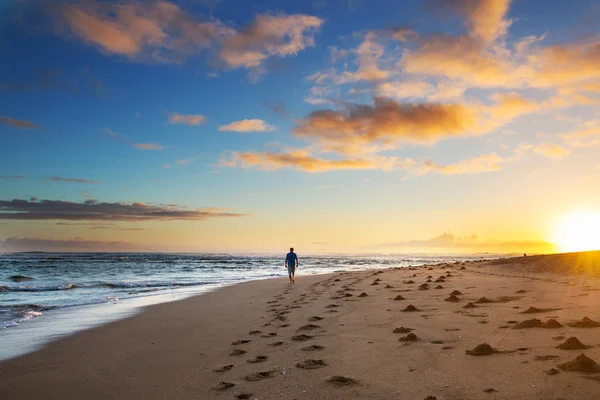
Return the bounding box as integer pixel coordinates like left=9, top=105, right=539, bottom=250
left=295, top=255, right=299, bottom=268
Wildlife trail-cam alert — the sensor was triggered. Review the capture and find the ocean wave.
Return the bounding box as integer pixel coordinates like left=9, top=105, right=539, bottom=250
left=0, top=281, right=211, bottom=293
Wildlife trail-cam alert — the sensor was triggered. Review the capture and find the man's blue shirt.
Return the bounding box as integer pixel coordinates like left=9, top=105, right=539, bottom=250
left=286, top=252, right=297, bottom=266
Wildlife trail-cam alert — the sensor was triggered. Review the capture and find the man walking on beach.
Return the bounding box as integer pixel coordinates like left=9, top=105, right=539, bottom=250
left=285, top=247, right=298, bottom=284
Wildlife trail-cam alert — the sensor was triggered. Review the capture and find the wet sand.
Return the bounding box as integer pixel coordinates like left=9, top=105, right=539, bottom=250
left=1, top=251, right=600, bottom=399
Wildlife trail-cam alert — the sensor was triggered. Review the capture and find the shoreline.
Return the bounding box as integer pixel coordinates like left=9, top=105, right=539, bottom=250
left=0, top=253, right=493, bottom=361
left=2, top=251, right=600, bottom=399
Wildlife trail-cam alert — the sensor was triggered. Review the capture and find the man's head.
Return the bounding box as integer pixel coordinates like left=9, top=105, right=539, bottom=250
left=290, top=247, right=294, bottom=252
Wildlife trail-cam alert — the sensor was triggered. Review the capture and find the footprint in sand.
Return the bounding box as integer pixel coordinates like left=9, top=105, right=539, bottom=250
left=248, top=330, right=262, bottom=335
left=247, top=355, right=268, bottom=363
left=435, top=285, right=444, bottom=289
left=291, top=334, right=314, bottom=341
left=296, top=359, right=327, bottom=369
left=269, top=341, right=284, bottom=346
left=213, top=364, right=234, bottom=373
left=325, top=304, right=339, bottom=308
left=231, top=340, right=251, bottom=345
left=358, top=292, right=369, bottom=297
left=385, top=285, right=394, bottom=289
left=212, top=381, right=235, bottom=391
left=463, top=302, right=477, bottom=309
left=230, top=349, right=247, bottom=356
left=301, top=344, right=325, bottom=351
left=450, top=290, right=463, bottom=295
left=245, top=370, right=277, bottom=381
left=393, top=295, right=406, bottom=301
left=234, top=393, right=252, bottom=399
left=393, top=326, right=413, bottom=333
left=309, top=316, right=323, bottom=321
left=325, top=376, right=359, bottom=386
left=298, top=324, right=320, bottom=331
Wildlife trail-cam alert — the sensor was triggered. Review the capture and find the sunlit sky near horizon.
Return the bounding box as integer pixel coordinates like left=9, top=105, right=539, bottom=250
left=1, top=0, right=600, bottom=254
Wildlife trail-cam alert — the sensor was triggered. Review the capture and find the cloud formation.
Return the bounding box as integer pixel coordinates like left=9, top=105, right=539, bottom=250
left=379, top=231, right=556, bottom=253
left=0, top=116, right=39, bottom=129
left=0, top=236, right=151, bottom=252
left=294, top=97, right=480, bottom=154
left=60, top=1, right=233, bottom=61
left=0, top=175, right=25, bottom=180
left=219, top=119, right=275, bottom=132
left=0, top=199, right=250, bottom=221
left=134, top=143, right=164, bottom=150
left=220, top=150, right=415, bottom=173
left=58, top=2, right=323, bottom=76
left=51, top=176, right=102, bottom=184
left=218, top=13, right=323, bottom=70
left=419, top=153, right=505, bottom=175
left=168, top=113, right=206, bottom=126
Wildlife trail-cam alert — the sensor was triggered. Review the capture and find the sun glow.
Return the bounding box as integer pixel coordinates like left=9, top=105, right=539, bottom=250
left=553, top=211, right=600, bottom=252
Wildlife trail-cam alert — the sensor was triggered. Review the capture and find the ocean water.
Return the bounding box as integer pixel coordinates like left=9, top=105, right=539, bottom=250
left=0, top=252, right=495, bottom=359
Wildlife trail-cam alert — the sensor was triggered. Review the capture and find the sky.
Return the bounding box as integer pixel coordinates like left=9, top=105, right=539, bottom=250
left=1, top=0, right=599, bottom=254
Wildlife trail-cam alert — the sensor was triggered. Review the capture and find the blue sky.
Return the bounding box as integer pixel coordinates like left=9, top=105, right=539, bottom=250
left=1, top=0, right=599, bottom=253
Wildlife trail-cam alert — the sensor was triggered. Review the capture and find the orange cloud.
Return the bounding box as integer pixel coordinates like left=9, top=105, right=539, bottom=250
left=419, top=153, right=505, bottom=175
left=218, top=119, right=275, bottom=132
left=134, top=143, right=164, bottom=150
left=219, top=13, right=323, bottom=69
left=294, top=97, right=480, bottom=154
left=168, top=113, right=206, bottom=126
left=428, top=0, right=513, bottom=44
left=0, top=116, right=39, bottom=129
left=220, top=150, right=415, bottom=173
left=60, top=1, right=233, bottom=61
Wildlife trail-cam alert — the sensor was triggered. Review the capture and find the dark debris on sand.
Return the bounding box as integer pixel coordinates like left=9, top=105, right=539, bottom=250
left=466, top=343, right=497, bottom=356
left=402, top=304, right=420, bottom=312
left=444, top=294, right=460, bottom=302
left=557, top=337, right=591, bottom=350
left=399, top=332, right=419, bottom=342
left=558, top=354, right=600, bottom=373
left=567, top=317, right=600, bottom=328
left=474, top=297, right=493, bottom=304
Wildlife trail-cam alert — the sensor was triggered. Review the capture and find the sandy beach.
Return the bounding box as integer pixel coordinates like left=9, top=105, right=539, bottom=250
left=2, top=251, right=600, bottom=399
